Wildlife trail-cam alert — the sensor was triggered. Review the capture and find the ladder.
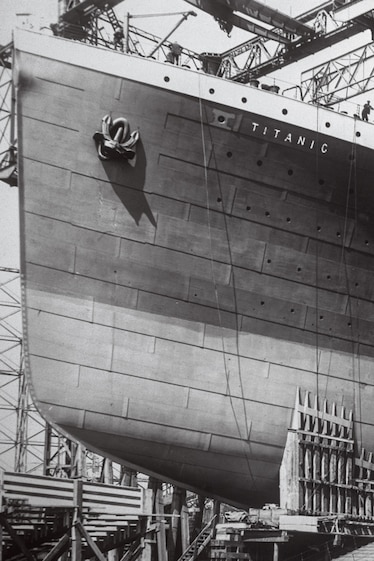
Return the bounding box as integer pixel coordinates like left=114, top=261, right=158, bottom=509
left=176, top=516, right=216, bottom=561
left=105, top=5, right=121, bottom=31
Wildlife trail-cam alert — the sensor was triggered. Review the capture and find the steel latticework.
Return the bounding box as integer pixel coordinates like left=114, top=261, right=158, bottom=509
left=0, top=43, right=16, bottom=187
left=301, top=42, right=374, bottom=106
left=0, top=269, right=46, bottom=474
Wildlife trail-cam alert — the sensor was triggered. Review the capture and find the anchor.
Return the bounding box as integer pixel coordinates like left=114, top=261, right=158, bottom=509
left=93, top=114, right=139, bottom=161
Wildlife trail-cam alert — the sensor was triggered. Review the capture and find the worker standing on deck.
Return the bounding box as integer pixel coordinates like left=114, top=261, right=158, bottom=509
left=165, top=42, right=183, bottom=65
left=113, top=26, right=124, bottom=51
left=362, top=100, right=373, bottom=121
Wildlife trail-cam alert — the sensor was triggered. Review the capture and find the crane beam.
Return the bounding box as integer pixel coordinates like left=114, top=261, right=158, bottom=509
left=216, top=0, right=314, bottom=37
left=233, top=20, right=369, bottom=82
left=183, top=0, right=291, bottom=43
left=301, top=42, right=374, bottom=105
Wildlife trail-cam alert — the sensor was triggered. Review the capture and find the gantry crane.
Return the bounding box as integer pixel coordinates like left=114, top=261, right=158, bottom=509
left=191, top=0, right=374, bottom=96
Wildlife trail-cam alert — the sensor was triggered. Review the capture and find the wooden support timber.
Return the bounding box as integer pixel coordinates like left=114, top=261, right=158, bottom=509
left=211, top=522, right=289, bottom=561
left=280, top=389, right=374, bottom=520
left=0, top=469, right=150, bottom=559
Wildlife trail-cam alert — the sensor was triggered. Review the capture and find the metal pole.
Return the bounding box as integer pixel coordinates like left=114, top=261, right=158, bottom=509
left=125, top=12, right=130, bottom=53
left=148, top=12, right=196, bottom=58
left=72, top=480, right=82, bottom=561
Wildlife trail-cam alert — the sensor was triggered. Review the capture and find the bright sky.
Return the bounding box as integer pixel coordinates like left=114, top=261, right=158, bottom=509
left=0, top=1, right=323, bottom=44
left=0, top=0, right=371, bottom=268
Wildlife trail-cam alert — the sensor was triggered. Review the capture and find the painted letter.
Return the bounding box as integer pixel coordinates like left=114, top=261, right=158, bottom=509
left=321, top=143, right=328, bottom=153
left=309, top=140, right=315, bottom=149
left=297, top=136, right=306, bottom=146
left=284, top=133, right=292, bottom=142
left=274, top=129, right=281, bottom=138
left=252, top=122, right=259, bottom=131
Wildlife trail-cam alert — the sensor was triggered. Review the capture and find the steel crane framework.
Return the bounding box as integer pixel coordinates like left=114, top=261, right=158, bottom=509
left=301, top=42, right=374, bottom=106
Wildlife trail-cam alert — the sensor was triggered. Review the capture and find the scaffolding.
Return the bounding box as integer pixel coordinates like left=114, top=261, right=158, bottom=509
left=0, top=469, right=150, bottom=560
left=0, top=269, right=45, bottom=474
left=0, top=43, right=17, bottom=187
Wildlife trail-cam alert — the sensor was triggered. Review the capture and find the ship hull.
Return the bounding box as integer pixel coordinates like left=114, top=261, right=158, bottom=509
left=16, top=30, right=374, bottom=506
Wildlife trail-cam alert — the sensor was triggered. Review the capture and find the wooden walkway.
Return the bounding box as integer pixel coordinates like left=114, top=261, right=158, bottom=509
left=0, top=469, right=151, bottom=560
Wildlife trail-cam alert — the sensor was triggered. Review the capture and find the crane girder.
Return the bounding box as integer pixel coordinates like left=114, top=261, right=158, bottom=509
left=301, top=43, right=374, bottom=106
left=216, top=0, right=314, bottom=37
left=233, top=20, right=368, bottom=82
left=184, top=0, right=374, bottom=85
left=183, top=0, right=291, bottom=43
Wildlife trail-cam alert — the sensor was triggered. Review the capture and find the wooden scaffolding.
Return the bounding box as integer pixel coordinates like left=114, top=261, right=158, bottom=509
left=0, top=469, right=151, bottom=560
left=280, top=388, right=374, bottom=522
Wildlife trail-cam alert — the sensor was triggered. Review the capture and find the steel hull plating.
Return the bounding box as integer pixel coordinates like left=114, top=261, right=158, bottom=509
left=16, top=30, right=374, bottom=507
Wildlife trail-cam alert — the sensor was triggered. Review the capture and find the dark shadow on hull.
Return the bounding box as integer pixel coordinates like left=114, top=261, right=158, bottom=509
left=100, top=139, right=156, bottom=227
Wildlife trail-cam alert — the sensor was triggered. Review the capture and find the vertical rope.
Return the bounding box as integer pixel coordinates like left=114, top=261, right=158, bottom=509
left=341, top=117, right=363, bottom=448
left=315, top=104, right=321, bottom=401
left=197, top=76, right=253, bottom=482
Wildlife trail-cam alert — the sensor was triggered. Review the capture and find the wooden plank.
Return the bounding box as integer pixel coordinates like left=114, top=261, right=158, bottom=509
left=279, top=515, right=320, bottom=531
left=0, top=514, right=37, bottom=560
left=155, top=489, right=167, bottom=561
left=3, top=472, right=143, bottom=515
left=210, top=552, right=252, bottom=559
left=4, top=473, right=74, bottom=507
left=42, top=533, right=70, bottom=561
left=75, top=521, right=106, bottom=561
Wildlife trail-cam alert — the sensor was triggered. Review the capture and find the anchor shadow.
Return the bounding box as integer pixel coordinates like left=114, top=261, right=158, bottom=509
left=100, top=139, right=156, bottom=227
